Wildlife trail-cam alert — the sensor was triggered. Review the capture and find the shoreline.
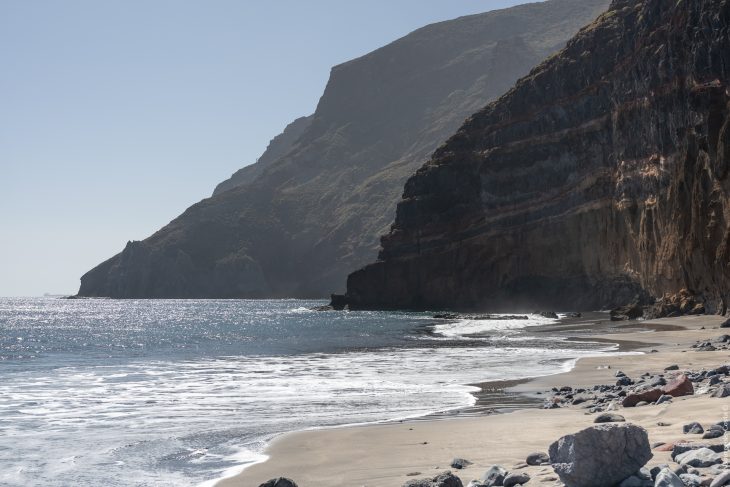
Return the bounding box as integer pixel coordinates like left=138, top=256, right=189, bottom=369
left=219, top=314, right=730, bottom=487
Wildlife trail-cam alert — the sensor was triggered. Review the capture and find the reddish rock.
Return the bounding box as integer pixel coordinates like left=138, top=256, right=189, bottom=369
left=622, top=388, right=663, bottom=407
left=661, top=374, right=694, bottom=397
left=654, top=442, right=678, bottom=451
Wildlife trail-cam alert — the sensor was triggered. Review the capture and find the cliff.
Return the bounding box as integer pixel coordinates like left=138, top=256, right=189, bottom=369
left=78, top=0, right=610, bottom=298
left=345, top=0, right=730, bottom=312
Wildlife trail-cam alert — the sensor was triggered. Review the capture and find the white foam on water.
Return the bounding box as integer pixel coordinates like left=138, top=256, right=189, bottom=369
left=430, top=313, right=560, bottom=339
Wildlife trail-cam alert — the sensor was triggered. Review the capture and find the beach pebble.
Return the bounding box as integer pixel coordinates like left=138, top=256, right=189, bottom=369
left=702, top=426, right=725, bottom=439
left=675, top=448, right=723, bottom=468
left=712, top=384, right=730, bottom=398
left=549, top=423, right=651, bottom=487
left=451, top=458, right=472, bottom=469
left=594, top=412, right=626, bottom=423
left=710, top=471, right=730, bottom=487
left=654, top=468, right=684, bottom=487
left=665, top=365, right=680, bottom=371
left=656, top=394, right=673, bottom=404
left=617, top=376, right=633, bottom=386
left=258, top=478, right=299, bottom=487
left=480, top=466, right=507, bottom=487
left=683, top=422, right=705, bottom=434
left=679, top=473, right=703, bottom=487
left=526, top=452, right=550, bottom=466
left=503, top=472, right=530, bottom=487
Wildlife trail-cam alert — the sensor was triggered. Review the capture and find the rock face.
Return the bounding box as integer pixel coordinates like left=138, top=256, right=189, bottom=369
left=345, top=0, right=730, bottom=312
left=548, top=423, right=652, bottom=487
left=77, top=0, right=610, bottom=299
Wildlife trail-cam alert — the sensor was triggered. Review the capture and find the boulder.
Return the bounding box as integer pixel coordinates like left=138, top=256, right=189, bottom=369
left=665, top=365, right=680, bottom=371
left=622, top=388, right=663, bottom=407
left=594, top=413, right=626, bottom=423
left=720, top=319, right=730, bottom=328
left=610, top=303, right=643, bottom=321
left=675, top=448, right=722, bottom=468
left=548, top=423, right=652, bottom=487
left=502, top=472, right=530, bottom=487
left=479, top=466, right=507, bottom=487
left=683, top=422, right=705, bottom=434
left=654, top=468, right=684, bottom=487
left=661, top=374, right=694, bottom=397
left=259, top=479, right=298, bottom=487
left=525, top=452, right=549, bottom=466
left=671, top=443, right=726, bottom=459
left=404, top=471, right=463, bottom=487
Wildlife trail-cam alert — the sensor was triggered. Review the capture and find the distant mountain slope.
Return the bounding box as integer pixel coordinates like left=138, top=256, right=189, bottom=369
left=345, top=0, right=730, bottom=312
left=78, top=0, right=610, bottom=299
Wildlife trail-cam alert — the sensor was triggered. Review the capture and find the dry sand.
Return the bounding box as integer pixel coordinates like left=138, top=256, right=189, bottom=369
left=220, top=315, right=730, bottom=487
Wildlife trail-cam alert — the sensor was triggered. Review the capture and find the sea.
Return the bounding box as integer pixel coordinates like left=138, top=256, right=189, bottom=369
left=0, top=298, right=620, bottom=486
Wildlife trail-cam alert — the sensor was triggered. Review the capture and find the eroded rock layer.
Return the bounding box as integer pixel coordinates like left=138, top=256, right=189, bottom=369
left=346, top=0, right=730, bottom=312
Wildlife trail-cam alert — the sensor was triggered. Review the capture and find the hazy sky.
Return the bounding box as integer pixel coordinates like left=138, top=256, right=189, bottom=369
left=1, top=0, right=532, bottom=297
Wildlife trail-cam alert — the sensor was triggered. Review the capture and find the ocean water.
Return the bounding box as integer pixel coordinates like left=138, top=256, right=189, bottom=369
left=0, top=298, right=616, bottom=486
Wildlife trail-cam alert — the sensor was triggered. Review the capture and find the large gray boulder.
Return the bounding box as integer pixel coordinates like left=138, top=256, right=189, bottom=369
left=548, top=423, right=652, bottom=487
left=258, top=479, right=298, bottom=487
left=404, top=471, right=463, bottom=487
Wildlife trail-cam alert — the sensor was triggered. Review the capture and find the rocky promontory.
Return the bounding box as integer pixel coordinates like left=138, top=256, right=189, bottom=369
left=345, top=0, right=730, bottom=312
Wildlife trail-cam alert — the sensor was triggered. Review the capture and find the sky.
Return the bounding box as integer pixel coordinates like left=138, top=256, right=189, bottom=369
left=1, top=0, right=532, bottom=297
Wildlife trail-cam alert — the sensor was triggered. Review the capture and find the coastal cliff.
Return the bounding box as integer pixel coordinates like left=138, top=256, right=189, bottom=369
left=345, top=0, right=730, bottom=312
left=78, top=0, right=609, bottom=298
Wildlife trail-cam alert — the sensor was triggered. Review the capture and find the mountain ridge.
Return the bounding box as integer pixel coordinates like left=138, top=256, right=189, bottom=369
left=78, top=0, right=611, bottom=299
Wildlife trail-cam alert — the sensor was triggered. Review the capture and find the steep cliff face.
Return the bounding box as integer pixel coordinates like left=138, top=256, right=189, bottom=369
left=213, top=115, right=313, bottom=196
left=346, top=0, right=730, bottom=312
left=78, top=0, right=610, bottom=298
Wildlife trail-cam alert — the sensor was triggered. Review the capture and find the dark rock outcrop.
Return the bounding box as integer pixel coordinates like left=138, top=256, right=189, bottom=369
left=345, top=0, right=730, bottom=312
left=78, top=0, right=610, bottom=299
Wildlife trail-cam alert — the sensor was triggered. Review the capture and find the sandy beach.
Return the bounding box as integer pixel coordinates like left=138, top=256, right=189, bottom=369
left=221, top=315, right=730, bottom=487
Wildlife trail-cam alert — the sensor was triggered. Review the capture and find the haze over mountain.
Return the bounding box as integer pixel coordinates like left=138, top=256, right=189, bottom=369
left=78, top=0, right=610, bottom=299
left=345, top=0, right=730, bottom=313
